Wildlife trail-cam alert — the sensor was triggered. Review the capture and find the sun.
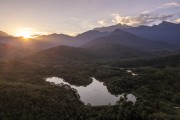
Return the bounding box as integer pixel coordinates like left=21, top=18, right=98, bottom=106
left=18, top=31, right=32, bottom=39
left=15, top=28, right=49, bottom=39
left=16, top=28, right=34, bottom=39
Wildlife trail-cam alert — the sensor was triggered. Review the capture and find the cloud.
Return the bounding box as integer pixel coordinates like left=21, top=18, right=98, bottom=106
left=140, top=2, right=180, bottom=15
left=141, top=10, right=152, bottom=14
left=112, top=15, right=139, bottom=26
left=32, top=31, right=49, bottom=37
left=64, top=32, right=78, bottom=36
left=158, top=2, right=180, bottom=9
left=100, top=2, right=180, bottom=27
left=175, top=19, right=180, bottom=23
left=164, top=2, right=180, bottom=7
left=111, top=14, right=174, bottom=26
left=97, top=20, right=106, bottom=26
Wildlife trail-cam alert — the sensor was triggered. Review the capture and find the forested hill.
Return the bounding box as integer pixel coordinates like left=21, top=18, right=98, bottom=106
left=107, top=54, right=180, bottom=68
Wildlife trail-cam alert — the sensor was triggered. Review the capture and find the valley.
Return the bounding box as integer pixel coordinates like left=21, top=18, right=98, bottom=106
left=0, top=21, right=180, bottom=120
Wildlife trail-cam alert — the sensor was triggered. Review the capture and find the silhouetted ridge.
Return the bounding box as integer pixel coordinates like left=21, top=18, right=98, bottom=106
left=25, top=45, right=99, bottom=65
left=94, top=21, right=180, bottom=48
left=0, top=31, right=11, bottom=37
left=111, top=29, right=132, bottom=35
left=160, top=21, right=174, bottom=25
left=94, top=23, right=131, bottom=32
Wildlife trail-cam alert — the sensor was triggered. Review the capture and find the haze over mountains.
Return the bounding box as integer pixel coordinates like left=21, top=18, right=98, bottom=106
left=82, top=29, right=175, bottom=57
left=0, top=21, right=180, bottom=60
left=0, top=31, right=11, bottom=37
left=94, top=21, right=180, bottom=45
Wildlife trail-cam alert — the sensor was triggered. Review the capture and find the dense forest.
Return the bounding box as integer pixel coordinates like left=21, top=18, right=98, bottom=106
left=0, top=53, right=179, bottom=120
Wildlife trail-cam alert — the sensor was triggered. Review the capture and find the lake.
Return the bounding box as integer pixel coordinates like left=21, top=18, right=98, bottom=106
left=46, top=77, right=136, bottom=106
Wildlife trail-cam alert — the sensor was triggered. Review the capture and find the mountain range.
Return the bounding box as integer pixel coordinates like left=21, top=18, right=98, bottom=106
left=82, top=29, right=175, bottom=57
left=0, top=21, right=179, bottom=60
left=94, top=21, right=180, bottom=45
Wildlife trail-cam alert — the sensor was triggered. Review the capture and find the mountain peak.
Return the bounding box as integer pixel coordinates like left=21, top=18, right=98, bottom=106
left=112, top=29, right=124, bottom=33
left=159, top=21, right=175, bottom=26
left=77, top=30, right=101, bottom=36
left=0, top=31, right=11, bottom=37
left=111, top=29, right=130, bottom=35
left=93, top=23, right=131, bottom=32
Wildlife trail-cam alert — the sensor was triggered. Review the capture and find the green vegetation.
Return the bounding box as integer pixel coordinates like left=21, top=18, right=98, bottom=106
left=0, top=54, right=180, bottom=120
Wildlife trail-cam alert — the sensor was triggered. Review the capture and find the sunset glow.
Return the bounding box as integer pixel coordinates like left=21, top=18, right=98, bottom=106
left=16, top=28, right=34, bottom=39
left=1, top=0, right=179, bottom=36
left=18, top=31, right=32, bottom=39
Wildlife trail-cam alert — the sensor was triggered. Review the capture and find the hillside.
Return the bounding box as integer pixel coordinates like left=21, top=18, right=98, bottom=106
left=82, top=39, right=143, bottom=58
left=0, top=30, right=108, bottom=50
left=0, top=31, right=11, bottom=37
left=25, top=45, right=99, bottom=65
left=82, top=29, right=173, bottom=58
left=36, top=33, right=75, bottom=47
left=37, top=30, right=109, bottom=47
left=94, top=23, right=131, bottom=32
left=74, top=30, right=108, bottom=42
left=127, top=21, right=180, bottom=45
left=103, top=54, right=180, bottom=69
left=0, top=43, right=30, bottom=60
left=94, top=21, right=180, bottom=48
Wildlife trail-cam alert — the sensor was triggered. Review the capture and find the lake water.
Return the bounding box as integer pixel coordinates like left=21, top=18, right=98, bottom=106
left=46, top=77, right=136, bottom=106
left=126, top=70, right=138, bottom=76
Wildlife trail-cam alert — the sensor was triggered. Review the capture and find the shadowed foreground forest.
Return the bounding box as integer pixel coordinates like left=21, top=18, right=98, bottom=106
left=0, top=54, right=179, bottom=120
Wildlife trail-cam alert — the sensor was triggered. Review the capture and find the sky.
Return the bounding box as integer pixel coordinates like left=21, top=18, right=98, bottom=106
left=0, top=0, right=180, bottom=36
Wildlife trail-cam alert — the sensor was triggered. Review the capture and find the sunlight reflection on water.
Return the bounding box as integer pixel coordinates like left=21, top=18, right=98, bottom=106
left=46, top=77, right=136, bottom=106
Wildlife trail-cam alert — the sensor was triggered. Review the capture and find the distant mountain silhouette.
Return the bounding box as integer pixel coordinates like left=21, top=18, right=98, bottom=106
left=82, top=29, right=174, bottom=58
left=126, top=21, right=180, bottom=46
left=0, top=36, right=56, bottom=51
left=35, top=30, right=108, bottom=47
left=36, top=33, right=75, bottom=47
left=0, top=31, right=11, bottom=37
left=0, top=31, right=102, bottom=51
left=75, top=30, right=108, bottom=41
left=94, top=21, right=180, bottom=47
left=94, top=23, right=131, bottom=32
left=0, top=21, right=179, bottom=59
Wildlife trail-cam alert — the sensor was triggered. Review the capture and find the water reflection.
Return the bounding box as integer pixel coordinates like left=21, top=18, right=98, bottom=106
left=46, top=77, right=136, bottom=106
left=126, top=70, right=138, bottom=76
